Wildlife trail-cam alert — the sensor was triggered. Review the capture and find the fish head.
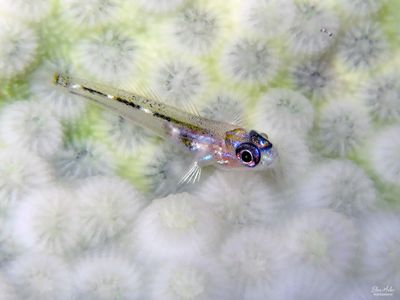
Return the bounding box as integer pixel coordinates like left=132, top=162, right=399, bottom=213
left=224, top=128, right=277, bottom=170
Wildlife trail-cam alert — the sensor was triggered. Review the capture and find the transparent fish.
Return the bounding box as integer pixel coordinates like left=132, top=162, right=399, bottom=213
left=54, top=74, right=278, bottom=183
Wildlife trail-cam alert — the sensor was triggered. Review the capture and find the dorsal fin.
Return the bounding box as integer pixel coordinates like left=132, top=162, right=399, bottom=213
left=119, top=80, right=202, bottom=117
left=230, top=111, right=244, bottom=127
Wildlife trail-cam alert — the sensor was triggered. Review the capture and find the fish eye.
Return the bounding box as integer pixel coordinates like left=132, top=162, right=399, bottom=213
left=240, top=150, right=253, bottom=163
left=236, top=143, right=260, bottom=167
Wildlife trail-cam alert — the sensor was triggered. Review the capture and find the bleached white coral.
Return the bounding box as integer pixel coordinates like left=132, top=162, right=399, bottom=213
left=0, top=0, right=52, bottom=22
left=0, top=273, right=17, bottom=300
left=316, top=100, right=369, bottom=157
left=339, top=22, right=387, bottom=70
left=0, top=219, right=21, bottom=264
left=76, top=176, right=146, bottom=248
left=171, top=6, right=221, bottom=54
left=152, top=59, right=205, bottom=105
left=0, top=19, right=38, bottom=79
left=291, top=59, right=338, bottom=102
left=135, top=192, right=223, bottom=262
left=200, top=93, right=245, bottom=125
left=7, top=253, right=72, bottom=300
left=360, top=213, right=400, bottom=287
left=253, top=88, right=314, bottom=136
left=360, top=72, right=400, bottom=122
left=136, top=0, right=186, bottom=14
left=221, top=37, right=279, bottom=84
left=265, top=130, right=311, bottom=184
left=52, top=139, right=115, bottom=181
left=370, top=126, right=400, bottom=186
left=241, top=0, right=295, bottom=39
left=150, top=259, right=229, bottom=300
left=96, top=112, right=151, bottom=155
left=144, top=146, right=193, bottom=197
left=270, top=269, right=338, bottom=300
left=30, top=60, right=86, bottom=121
left=76, top=29, right=137, bottom=83
left=60, top=0, right=123, bottom=28
left=0, top=148, right=52, bottom=215
left=0, top=101, right=63, bottom=157
left=196, top=172, right=280, bottom=227
left=284, top=209, right=358, bottom=277
left=73, top=252, right=142, bottom=300
left=12, top=186, right=80, bottom=255
left=219, top=227, right=287, bottom=300
left=338, top=0, right=386, bottom=17
left=288, top=1, right=339, bottom=55
left=298, top=160, right=377, bottom=217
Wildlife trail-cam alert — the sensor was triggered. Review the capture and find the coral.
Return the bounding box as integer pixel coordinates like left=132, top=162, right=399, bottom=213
left=170, top=5, right=221, bottom=54
left=265, top=130, right=311, bottom=185
left=316, top=100, right=370, bottom=157
left=360, top=213, right=400, bottom=287
left=7, top=253, right=73, bottom=300
left=337, top=0, right=386, bottom=17
left=0, top=19, right=38, bottom=79
left=240, top=0, right=295, bottom=39
left=291, top=59, right=338, bottom=102
left=270, top=269, right=338, bottom=300
left=76, top=29, right=137, bottom=83
left=152, top=59, right=205, bottom=105
left=370, top=126, right=400, bottom=186
left=288, top=1, right=339, bottom=55
left=150, top=259, right=229, bottom=300
left=298, top=160, right=377, bottom=217
left=12, top=186, right=80, bottom=255
left=135, top=193, right=223, bottom=262
left=30, top=60, right=86, bottom=121
left=136, top=0, right=186, bottom=14
left=0, top=273, right=17, bottom=300
left=200, top=93, right=245, bottom=125
left=0, top=0, right=52, bottom=22
left=60, top=0, right=123, bottom=28
left=338, top=22, right=387, bottom=70
left=219, top=227, right=288, bottom=300
left=96, top=112, right=151, bottom=155
left=284, top=209, right=358, bottom=277
left=195, top=171, right=280, bottom=227
left=0, top=219, right=21, bottom=264
left=253, top=88, right=314, bottom=137
left=0, top=101, right=63, bottom=157
left=221, top=37, right=279, bottom=84
left=76, top=176, right=146, bottom=248
left=0, top=148, right=52, bottom=215
left=73, top=252, right=142, bottom=300
left=52, top=139, right=115, bottom=181
left=143, top=146, right=193, bottom=197
left=360, top=71, right=400, bottom=122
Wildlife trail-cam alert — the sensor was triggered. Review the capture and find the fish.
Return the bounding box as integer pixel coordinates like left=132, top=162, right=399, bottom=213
left=54, top=73, right=278, bottom=183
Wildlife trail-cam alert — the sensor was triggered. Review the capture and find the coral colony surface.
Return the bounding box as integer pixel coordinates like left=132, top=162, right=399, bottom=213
left=0, top=0, right=399, bottom=299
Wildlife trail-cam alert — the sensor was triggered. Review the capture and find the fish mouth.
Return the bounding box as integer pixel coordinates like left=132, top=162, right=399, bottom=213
left=262, top=146, right=279, bottom=167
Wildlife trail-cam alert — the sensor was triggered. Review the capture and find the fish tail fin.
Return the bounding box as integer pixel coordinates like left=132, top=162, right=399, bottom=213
left=53, top=72, right=70, bottom=87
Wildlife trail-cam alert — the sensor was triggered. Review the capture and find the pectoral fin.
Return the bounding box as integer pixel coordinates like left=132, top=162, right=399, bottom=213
left=179, top=161, right=202, bottom=185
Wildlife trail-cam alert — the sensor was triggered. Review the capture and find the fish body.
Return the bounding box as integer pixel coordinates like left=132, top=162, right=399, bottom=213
left=55, top=74, right=277, bottom=182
